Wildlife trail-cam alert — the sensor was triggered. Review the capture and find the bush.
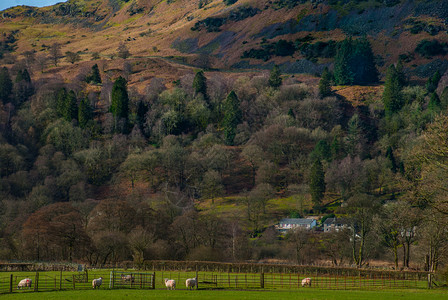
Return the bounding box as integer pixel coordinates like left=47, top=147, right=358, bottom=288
left=223, top=0, right=238, bottom=5
left=300, top=40, right=337, bottom=61
left=241, top=48, right=272, bottom=61
left=191, top=6, right=259, bottom=32
left=415, top=40, right=447, bottom=58
left=275, top=40, right=296, bottom=57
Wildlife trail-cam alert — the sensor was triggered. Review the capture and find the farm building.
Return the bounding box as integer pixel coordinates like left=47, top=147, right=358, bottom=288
left=275, top=218, right=317, bottom=233
left=323, top=218, right=350, bottom=233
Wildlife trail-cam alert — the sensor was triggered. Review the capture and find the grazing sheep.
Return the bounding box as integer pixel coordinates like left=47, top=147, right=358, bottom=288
left=121, top=274, right=134, bottom=283
left=17, top=278, right=32, bottom=289
left=92, top=277, right=103, bottom=289
left=164, top=278, right=176, bottom=290
left=301, top=277, right=312, bottom=287
left=186, top=277, right=197, bottom=290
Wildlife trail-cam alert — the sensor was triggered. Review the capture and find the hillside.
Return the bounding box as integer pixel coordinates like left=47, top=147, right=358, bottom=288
left=1, top=0, right=448, bottom=81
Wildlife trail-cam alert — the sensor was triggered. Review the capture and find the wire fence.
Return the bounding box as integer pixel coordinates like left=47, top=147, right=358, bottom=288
left=0, top=270, right=155, bottom=294
left=0, top=267, right=432, bottom=294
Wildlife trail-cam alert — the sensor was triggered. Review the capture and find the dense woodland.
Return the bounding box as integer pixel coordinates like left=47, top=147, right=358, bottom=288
left=1, top=31, right=448, bottom=274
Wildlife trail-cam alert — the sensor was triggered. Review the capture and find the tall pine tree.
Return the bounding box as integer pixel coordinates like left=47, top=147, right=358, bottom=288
left=0, top=67, right=12, bottom=104
left=350, top=37, right=378, bottom=84
left=382, top=64, right=403, bottom=116
left=268, top=65, right=282, bottom=89
left=78, top=97, right=93, bottom=128
left=426, top=70, right=441, bottom=93
left=334, top=37, right=378, bottom=85
left=223, top=91, right=242, bottom=145
left=334, top=38, right=354, bottom=85
left=428, top=92, right=441, bottom=111
left=64, top=90, right=78, bottom=122
left=56, top=88, right=67, bottom=116
left=110, top=76, right=129, bottom=119
left=14, top=68, right=33, bottom=106
left=193, top=70, right=208, bottom=102
left=318, top=67, right=332, bottom=98
left=87, top=64, right=102, bottom=84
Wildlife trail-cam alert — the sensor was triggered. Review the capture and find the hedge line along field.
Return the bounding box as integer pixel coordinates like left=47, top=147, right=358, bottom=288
left=1, top=288, right=448, bottom=300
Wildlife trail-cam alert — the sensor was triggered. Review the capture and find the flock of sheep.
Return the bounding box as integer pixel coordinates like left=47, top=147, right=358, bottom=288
left=16, top=276, right=312, bottom=290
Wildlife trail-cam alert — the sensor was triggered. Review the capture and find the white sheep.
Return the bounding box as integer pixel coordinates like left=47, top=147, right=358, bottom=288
left=92, top=277, right=103, bottom=289
left=185, top=277, right=197, bottom=290
left=301, top=277, right=312, bottom=287
left=121, top=274, right=134, bottom=283
left=164, top=278, right=176, bottom=290
left=17, top=278, right=32, bottom=289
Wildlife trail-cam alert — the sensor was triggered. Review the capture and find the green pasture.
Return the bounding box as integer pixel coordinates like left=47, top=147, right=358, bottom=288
left=0, top=288, right=447, bottom=300
left=0, top=269, right=429, bottom=293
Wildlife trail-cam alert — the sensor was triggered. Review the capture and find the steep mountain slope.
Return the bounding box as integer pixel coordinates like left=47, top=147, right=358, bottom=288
left=1, top=0, right=447, bottom=81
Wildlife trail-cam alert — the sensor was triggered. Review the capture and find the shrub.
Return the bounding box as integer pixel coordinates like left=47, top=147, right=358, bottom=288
left=223, top=0, right=238, bottom=5
left=415, top=40, right=447, bottom=58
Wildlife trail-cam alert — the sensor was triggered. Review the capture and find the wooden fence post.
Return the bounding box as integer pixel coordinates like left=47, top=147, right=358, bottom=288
left=428, top=273, right=432, bottom=289
left=260, top=272, right=264, bottom=289
left=9, top=274, right=13, bottom=293
left=196, top=271, right=199, bottom=290
left=35, top=272, right=39, bottom=292
left=60, top=270, right=62, bottom=290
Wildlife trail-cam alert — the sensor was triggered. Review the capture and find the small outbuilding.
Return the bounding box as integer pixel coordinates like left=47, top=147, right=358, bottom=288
left=323, top=217, right=350, bottom=233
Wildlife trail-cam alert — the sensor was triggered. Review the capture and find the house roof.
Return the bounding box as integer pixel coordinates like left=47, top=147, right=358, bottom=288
left=323, top=217, right=350, bottom=226
left=278, top=218, right=315, bottom=225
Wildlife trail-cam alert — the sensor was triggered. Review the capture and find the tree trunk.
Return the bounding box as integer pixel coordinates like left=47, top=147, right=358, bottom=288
left=402, top=243, right=406, bottom=268
left=393, top=245, right=398, bottom=270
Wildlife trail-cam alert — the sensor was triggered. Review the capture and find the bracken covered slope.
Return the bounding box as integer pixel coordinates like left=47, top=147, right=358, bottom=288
left=0, top=0, right=447, bottom=79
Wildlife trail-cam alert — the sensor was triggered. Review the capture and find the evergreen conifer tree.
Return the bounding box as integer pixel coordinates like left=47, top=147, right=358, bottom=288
left=223, top=91, right=242, bottom=145
left=193, top=70, right=208, bottom=103
left=0, top=67, right=12, bottom=104
left=268, top=65, right=282, bottom=89
left=89, top=64, right=102, bottom=84
left=78, top=97, right=92, bottom=128
left=350, top=37, right=378, bottom=84
left=309, top=159, right=325, bottom=210
left=334, top=37, right=378, bottom=85
left=426, top=70, right=441, bottom=93
left=318, top=67, right=332, bottom=98
left=428, top=92, right=441, bottom=111
left=395, top=59, right=407, bottom=88
left=334, top=38, right=354, bottom=85
left=345, top=113, right=363, bottom=156
left=110, top=76, right=129, bottom=119
left=311, top=140, right=331, bottom=162
left=330, top=136, right=343, bottom=160
left=64, top=90, right=78, bottom=122
left=382, top=65, right=403, bottom=116
left=14, top=68, right=33, bottom=105
left=56, top=88, right=67, bottom=117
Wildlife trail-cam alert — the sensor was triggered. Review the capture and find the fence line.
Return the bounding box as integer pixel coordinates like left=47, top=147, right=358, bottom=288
left=0, top=268, right=433, bottom=294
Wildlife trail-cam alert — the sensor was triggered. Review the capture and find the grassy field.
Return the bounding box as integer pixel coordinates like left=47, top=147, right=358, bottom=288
left=0, top=268, right=430, bottom=293
left=1, top=288, right=448, bottom=300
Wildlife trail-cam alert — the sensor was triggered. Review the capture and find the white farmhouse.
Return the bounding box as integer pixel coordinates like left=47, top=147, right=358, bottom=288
left=275, top=218, right=317, bottom=233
